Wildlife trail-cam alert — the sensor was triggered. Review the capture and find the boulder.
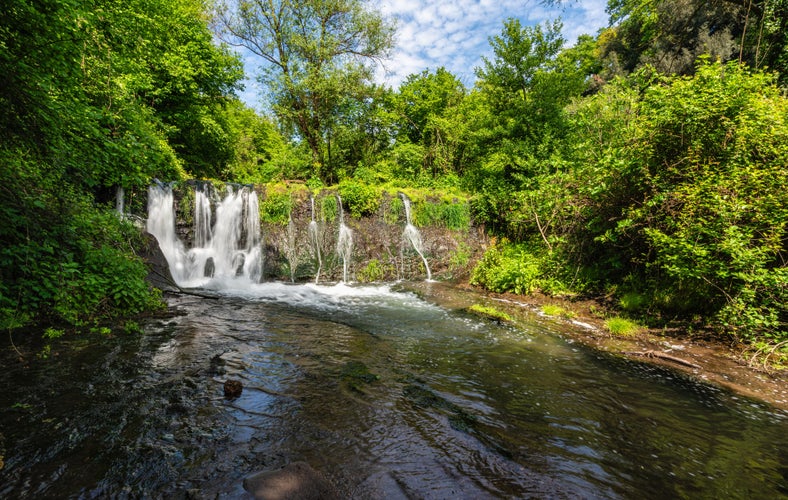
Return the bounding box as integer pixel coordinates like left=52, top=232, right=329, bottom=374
left=223, top=379, right=243, bottom=399
left=242, top=462, right=338, bottom=500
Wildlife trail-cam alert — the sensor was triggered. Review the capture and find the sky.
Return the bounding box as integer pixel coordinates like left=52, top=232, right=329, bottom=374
left=237, top=0, right=610, bottom=109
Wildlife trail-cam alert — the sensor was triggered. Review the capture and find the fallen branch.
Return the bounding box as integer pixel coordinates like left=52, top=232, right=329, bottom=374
left=149, top=268, right=220, bottom=300
left=624, top=350, right=701, bottom=370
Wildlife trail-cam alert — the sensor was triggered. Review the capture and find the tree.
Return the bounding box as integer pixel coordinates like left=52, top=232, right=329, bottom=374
left=213, top=0, right=395, bottom=182
left=392, top=68, right=467, bottom=179
left=598, top=0, right=788, bottom=81
left=0, top=0, right=243, bottom=330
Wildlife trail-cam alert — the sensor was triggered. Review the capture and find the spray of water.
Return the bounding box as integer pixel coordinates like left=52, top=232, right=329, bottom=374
left=309, top=196, right=322, bottom=284
left=400, top=193, right=432, bottom=280
left=336, top=195, right=353, bottom=283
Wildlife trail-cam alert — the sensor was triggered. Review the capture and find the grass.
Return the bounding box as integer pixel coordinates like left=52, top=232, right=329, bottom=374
left=604, top=316, right=642, bottom=337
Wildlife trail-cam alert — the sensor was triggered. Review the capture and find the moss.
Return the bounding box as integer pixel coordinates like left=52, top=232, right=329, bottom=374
left=340, top=361, right=379, bottom=393
left=467, top=304, right=513, bottom=323
left=541, top=304, right=577, bottom=319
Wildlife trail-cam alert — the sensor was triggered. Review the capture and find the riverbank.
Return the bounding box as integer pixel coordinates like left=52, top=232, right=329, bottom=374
left=401, top=281, right=788, bottom=413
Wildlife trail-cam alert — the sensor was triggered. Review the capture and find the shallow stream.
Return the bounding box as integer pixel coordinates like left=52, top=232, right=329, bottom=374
left=0, top=282, right=785, bottom=498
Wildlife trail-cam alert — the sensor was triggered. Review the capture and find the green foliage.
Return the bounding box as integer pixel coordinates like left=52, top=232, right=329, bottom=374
left=448, top=242, right=473, bottom=272
left=357, top=259, right=387, bottom=283
left=604, top=317, right=642, bottom=337
left=619, top=292, right=648, bottom=313
left=541, top=304, right=576, bottom=319
left=43, top=328, right=66, bottom=340
left=215, top=0, right=395, bottom=182
left=320, top=194, right=339, bottom=223
left=260, top=185, right=292, bottom=225
left=470, top=240, right=546, bottom=295
left=412, top=200, right=471, bottom=230
left=337, top=180, right=380, bottom=218
left=0, top=192, right=163, bottom=329
left=628, top=61, right=788, bottom=341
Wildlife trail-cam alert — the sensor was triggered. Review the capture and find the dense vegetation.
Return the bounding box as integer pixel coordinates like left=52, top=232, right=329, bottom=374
left=1, top=0, right=786, bottom=356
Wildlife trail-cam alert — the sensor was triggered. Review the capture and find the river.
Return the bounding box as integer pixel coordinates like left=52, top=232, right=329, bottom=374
left=0, top=281, right=785, bottom=498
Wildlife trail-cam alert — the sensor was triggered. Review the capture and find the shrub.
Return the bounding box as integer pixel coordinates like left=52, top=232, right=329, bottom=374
left=337, top=180, right=380, bottom=218
left=260, top=184, right=292, bottom=225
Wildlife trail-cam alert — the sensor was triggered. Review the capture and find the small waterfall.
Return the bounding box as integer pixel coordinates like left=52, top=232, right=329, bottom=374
left=400, top=193, right=432, bottom=281
left=309, top=196, right=322, bottom=284
left=194, top=186, right=212, bottom=248
left=336, top=195, right=353, bottom=283
left=115, top=186, right=125, bottom=216
left=147, top=182, right=262, bottom=287
left=147, top=182, right=189, bottom=282
left=285, top=216, right=298, bottom=283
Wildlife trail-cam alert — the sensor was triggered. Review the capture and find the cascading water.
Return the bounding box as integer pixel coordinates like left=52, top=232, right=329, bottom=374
left=147, top=182, right=262, bottom=287
left=309, top=196, right=322, bottom=284
left=285, top=216, right=298, bottom=283
left=115, top=186, right=125, bottom=216
left=400, top=193, right=432, bottom=280
left=336, top=195, right=353, bottom=282
left=193, top=186, right=213, bottom=248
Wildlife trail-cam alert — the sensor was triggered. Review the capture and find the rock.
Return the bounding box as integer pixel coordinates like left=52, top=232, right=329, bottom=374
left=140, top=231, right=179, bottom=292
left=223, top=379, right=243, bottom=399
left=243, top=462, right=338, bottom=500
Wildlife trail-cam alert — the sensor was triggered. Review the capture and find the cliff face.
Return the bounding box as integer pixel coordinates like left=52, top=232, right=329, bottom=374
left=160, top=181, right=488, bottom=284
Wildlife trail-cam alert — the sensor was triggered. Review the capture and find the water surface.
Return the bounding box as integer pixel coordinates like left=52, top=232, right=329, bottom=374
left=0, top=282, right=785, bottom=498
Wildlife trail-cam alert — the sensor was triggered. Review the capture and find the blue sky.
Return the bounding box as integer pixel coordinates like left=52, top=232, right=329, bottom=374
left=237, top=0, right=610, bottom=109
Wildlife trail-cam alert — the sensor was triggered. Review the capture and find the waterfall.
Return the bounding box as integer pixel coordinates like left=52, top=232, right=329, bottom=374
left=285, top=216, right=298, bottom=283
left=115, top=186, right=125, bottom=216
left=194, top=186, right=212, bottom=248
left=336, top=195, right=353, bottom=282
left=147, top=182, right=262, bottom=288
left=309, top=196, right=322, bottom=284
left=400, top=193, right=432, bottom=281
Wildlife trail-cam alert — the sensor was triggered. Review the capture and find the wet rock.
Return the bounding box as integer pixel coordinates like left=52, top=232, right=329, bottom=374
left=242, top=462, right=339, bottom=500
left=340, top=361, right=379, bottom=393
left=140, top=232, right=179, bottom=292
left=208, top=353, right=226, bottom=376
left=223, top=379, right=243, bottom=399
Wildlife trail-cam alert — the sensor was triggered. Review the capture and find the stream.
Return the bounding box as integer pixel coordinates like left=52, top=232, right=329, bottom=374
left=0, top=281, right=785, bottom=498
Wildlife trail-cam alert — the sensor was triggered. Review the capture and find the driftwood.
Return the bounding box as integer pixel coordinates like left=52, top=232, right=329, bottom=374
left=624, top=350, right=702, bottom=370
left=148, top=267, right=220, bottom=299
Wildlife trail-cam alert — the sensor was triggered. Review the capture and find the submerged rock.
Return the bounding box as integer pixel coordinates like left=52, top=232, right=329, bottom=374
left=243, top=462, right=339, bottom=500
left=223, top=379, right=243, bottom=399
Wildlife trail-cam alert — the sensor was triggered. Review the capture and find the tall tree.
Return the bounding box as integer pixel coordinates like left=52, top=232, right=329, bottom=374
left=213, top=0, right=395, bottom=182
left=393, top=68, right=467, bottom=178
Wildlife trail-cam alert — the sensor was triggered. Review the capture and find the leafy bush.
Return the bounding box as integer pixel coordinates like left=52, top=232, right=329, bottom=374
left=0, top=195, right=163, bottom=329
left=338, top=180, right=380, bottom=218
left=357, top=259, right=388, bottom=282
left=470, top=240, right=543, bottom=295
left=470, top=239, right=573, bottom=296
left=319, top=194, right=339, bottom=223
left=260, top=184, right=292, bottom=225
